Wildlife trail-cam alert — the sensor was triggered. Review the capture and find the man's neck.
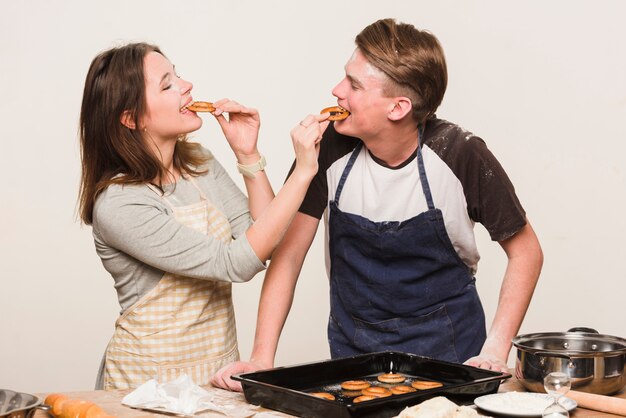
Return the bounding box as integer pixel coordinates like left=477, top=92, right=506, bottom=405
left=363, top=123, right=421, bottom=168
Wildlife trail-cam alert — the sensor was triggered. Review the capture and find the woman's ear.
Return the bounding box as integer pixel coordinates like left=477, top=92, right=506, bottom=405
left=120, top=110, right=136, bottom=129
left=388, top=97, right=413, bottom=121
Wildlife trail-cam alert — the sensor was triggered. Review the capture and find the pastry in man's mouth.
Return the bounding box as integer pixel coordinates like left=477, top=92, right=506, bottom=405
left=320, top=105, right=350, bottom=121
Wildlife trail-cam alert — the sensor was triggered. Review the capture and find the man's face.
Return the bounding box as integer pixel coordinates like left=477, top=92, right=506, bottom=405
left=331, top=49, right=394, bottom=139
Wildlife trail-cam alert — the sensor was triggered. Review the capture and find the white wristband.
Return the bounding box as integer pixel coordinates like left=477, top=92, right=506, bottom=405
left=237, top=155, right=266, bottom=179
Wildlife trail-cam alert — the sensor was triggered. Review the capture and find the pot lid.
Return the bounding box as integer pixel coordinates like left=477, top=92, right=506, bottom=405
left=512, top=331, right=626, bottom=356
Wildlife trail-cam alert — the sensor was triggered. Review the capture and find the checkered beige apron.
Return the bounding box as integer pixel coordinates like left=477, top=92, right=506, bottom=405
left=104, top=176, right=239, bottom=390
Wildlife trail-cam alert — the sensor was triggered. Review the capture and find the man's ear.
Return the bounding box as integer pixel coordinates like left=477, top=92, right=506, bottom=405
left=120, top=110, right=136, bottom=129
left=388, top=97, right=413, bottom=121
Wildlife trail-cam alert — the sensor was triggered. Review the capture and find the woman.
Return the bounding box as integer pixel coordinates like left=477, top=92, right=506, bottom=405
left=78, top=42, right=328, bottom=390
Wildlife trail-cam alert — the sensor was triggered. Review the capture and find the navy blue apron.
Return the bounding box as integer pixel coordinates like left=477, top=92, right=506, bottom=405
left=327, top=131, right=486, bottom=363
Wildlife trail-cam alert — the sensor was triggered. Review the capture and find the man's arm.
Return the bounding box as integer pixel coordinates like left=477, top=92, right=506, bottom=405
left=465, top=220, right=543, bottom=372
left=211, top=212, right=321, bottom=390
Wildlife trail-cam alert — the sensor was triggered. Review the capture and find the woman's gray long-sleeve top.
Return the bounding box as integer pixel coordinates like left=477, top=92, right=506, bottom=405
left=92, top=150, right=265, bottom=314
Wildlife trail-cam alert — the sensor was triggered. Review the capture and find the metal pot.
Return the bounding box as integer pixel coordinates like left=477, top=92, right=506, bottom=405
left=512, top=328, right=626, bottom=395
left=0, top=389, right=49, bottom=418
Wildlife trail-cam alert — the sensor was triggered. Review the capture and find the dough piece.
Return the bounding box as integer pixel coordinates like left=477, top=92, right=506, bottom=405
left=393, top=396, right=480, bottom=418
left=394, top=396, right=457, bottom=418
left=455, top=406, right=480, bottom=417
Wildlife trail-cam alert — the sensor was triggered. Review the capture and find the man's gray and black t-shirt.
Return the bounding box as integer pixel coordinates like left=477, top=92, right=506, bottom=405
left=295, top=118, right=526, bottom=274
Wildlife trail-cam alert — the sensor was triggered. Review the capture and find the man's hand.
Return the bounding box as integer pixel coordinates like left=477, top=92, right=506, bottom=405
left=211, top=361, right=266, bottom=392
left=464, top=353, right=510, bottom=373
left=465, top=221, right=542, bottom=375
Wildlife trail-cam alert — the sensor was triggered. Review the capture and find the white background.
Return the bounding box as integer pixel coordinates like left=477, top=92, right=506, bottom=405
left=1, top=0, right=625, bottom=393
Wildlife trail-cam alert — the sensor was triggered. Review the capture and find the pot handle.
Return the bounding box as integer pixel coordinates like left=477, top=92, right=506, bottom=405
left=567, top=327, right=599, bottom=334
left=28, top=404, right=51, bottom=418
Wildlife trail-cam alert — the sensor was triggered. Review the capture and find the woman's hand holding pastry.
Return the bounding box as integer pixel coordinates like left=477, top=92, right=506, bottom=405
left=212, top=98, right=262, bottom=164
left=290, top=114, right=328, bottom=180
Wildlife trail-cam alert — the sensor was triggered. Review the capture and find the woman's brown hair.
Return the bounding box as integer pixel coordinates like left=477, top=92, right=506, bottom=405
left=78, top=42, right=209, bottom=225
left=355, top=18, right=448, bottom=124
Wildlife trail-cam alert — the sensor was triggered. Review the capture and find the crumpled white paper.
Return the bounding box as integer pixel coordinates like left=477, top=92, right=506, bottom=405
left=122, top=374, right=211, bottom=415
left=121, top=374, right=259, bottom=417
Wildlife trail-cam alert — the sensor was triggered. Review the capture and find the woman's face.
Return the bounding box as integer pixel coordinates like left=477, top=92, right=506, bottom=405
left=141, top=51, right=202, bottom=141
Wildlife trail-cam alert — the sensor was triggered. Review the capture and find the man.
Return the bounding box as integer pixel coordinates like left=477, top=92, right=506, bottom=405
left=212, top=18, right=543, bottom=391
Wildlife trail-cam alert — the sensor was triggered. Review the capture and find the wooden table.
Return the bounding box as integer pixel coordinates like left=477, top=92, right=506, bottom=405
left=35, top=387, right=290, bottom=418
left=35, top=377, right=626, bottom=418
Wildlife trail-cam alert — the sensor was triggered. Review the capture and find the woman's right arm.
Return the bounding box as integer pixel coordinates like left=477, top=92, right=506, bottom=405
left=94, top=114, right=329, bottom=280
left=211, top=101, right=328, bottom=262
left=243, top=115, right=325, bottom=261
left=211, top=212, right=320, bottom=391
left=93, top=185, right=265, bottom=283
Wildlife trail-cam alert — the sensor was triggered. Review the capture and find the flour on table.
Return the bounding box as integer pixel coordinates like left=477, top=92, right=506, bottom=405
left=478, top=392, right=552, bottom=414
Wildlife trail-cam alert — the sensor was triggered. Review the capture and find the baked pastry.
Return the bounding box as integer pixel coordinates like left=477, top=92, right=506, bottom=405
left=320, top=105, right=350, bottom=121
left=310, top=392, right=335, bottom=401
left=390, top=385, right=417, bottom=395
left=362, top=386, right=392, bottom=398
left=341, top=389, right=363, bottom=398
left=185, top=101, right=215, bottom=112
left=341, top=380, right=371, bottom=391
left=378, top=373, right=406, bottom=384
left=410, top=380, right=444, bottom=390
left=353, top=395, right=376, bottom=403
left=44, top=394, right=108, bottom=418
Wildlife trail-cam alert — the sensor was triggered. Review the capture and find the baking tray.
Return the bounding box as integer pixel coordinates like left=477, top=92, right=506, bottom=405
left=233, top=351, right=511, bottom=418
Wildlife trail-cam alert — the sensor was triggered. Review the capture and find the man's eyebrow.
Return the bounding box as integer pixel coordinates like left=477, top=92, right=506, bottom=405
left=347, top=74, right=362, bottom=87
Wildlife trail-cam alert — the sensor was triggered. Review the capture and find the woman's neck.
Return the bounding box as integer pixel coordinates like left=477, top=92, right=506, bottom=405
left=147, top=135, right=180, bottom=184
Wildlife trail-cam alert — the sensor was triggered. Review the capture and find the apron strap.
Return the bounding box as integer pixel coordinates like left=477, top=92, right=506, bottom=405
left=335, top=127, right=436, bottom=211
left=185, top=175, right=209, bottom=201
left=146, top=174, right=208, bottom=211
left=416, top=125, right=436, bottom=211
left=334, top=142, right=363, bottom=205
